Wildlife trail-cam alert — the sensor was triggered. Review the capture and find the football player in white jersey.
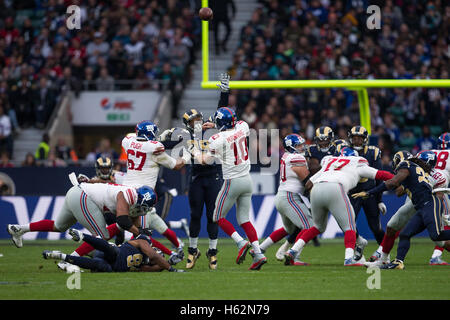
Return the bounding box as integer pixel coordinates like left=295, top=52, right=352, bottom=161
left=285, top=147, right=395, bottom=266
left=120, top=121, right=191, bottom=259
left=7, top=182, right=156, bottom=250
left=254, top=134, right=313, bottom=266
left=192, top=107, right=267, bottom=270
left=366, top=149, right=450, bottom=267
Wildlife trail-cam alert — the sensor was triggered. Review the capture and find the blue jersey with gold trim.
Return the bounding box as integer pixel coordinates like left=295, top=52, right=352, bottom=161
left=113, top=242, right=144, bottom=272
left=396, top=160, right=433, bottom=209
left=305, top=144, right=336, bottom=162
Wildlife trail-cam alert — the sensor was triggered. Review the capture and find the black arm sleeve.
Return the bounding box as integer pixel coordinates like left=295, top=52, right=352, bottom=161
left=218, top=91, right=229, bottom=109
left=373, top=151, right=383, bottom=203
left=116, top=215, right=133, bottom=231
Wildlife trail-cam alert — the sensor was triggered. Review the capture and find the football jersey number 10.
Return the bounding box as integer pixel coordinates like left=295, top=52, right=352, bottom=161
left=231, top=137, right=248, bottom=165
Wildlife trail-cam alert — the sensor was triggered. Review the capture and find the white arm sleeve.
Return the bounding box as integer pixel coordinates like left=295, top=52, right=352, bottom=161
left=357, top=165, right=378, bottom=180
left=154, top=152, right=177, bottom=169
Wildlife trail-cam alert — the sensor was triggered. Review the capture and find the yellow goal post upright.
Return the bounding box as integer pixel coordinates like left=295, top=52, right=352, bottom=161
left=200, top=0, right=450, bottom=135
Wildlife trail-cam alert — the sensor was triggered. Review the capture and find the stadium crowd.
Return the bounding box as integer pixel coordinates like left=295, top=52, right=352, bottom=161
left=0, top=0, right=201, bottom=163
left=0, top=0, right=449, bottom=169
left=227, top=0, right=450, bottom=163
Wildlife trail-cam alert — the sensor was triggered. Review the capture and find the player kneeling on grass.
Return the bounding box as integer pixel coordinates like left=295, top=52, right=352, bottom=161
left=353, top=151, right=450, bottom=270
left=286, top=147, right=395, bottom=266
left=252, top=134, right=313, bottom=266
left=43, top=228, right=184, bottom=272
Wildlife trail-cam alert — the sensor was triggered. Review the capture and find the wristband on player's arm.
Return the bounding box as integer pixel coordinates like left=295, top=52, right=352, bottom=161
left=367, top=182, right=388, bottom=197
left=301, top=173, right=312, bottom=186
left=116, top=215, right=133, bottom=231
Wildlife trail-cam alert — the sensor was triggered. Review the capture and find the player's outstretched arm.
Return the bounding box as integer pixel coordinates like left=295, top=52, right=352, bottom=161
left=133, top=238, right=172, bottom=272
left=217, top=73, right=230, bottom=109
left=352, top=169, right=409, bottom=199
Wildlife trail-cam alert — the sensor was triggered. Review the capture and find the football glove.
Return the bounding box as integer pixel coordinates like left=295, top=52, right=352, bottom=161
left=159, top=128, right=175, bottom=141
left=216, top=73, right=230, bottom=92
left=351, top=191, right=369, bottom=200
left=378, top=202, right=387, bottom=215
left=77, top=174, right=89, bottom=183
left=137, top=227, right=152, bottom=237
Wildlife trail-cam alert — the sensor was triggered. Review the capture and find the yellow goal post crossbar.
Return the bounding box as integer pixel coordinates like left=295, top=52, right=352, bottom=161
left=199, top=0, right=450, bottom=135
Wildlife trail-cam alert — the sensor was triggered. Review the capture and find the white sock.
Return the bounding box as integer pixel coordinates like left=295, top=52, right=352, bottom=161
left=376, top=245, right=383, bottom=254
left=189, top=237, right=198, bottom=249
left=432, top=249, right=443, bottom=259
left=70, top=251, right=80, bottom=257
left=291, top=239, right=306, bottom=252
left=19, top=224, right=30, bottom=232
left=260, top=237, right=274, bottom=251
left=356, top=235, right=366, bottom=245
left=169, top=221, right=182, bottom=229
left=381, top=251, right=389, bottom=262
left=345, top=248, right=354, bottom=260
left=251, top=241, right=261, bottom=254
left=209, top=238, right=218, bottom=250
left=231, top=232, right=244, bottom=244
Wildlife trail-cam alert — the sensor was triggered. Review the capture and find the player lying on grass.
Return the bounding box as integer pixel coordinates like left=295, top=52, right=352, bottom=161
left=354, top=151, right=450, bottom=269
left=43, top=228, right=184, bottom=272
left=251, top=134, right=313, bottom=266
left=285, top=147, right=395, bottom=266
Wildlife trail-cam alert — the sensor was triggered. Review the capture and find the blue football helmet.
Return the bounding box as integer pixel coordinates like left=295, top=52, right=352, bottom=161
left=340, top=147, right=359, bottom=157
left=136, top=186, right=158, bottom=212
left=283, top=134, right=306, bottom=154
left=416, top=150, right=437, bottom=168
left=214, top=107, right=236, bottom=131
left=438, top=132, right=450, bottom=150
left=135, top=121, right=159, bottom=141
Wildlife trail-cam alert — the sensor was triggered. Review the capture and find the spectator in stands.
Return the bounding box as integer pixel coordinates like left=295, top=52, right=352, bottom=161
left=55, top=137, right=78, bottom=165
left=95, top=138, right=119, bottom=161
left=11, top=77, right=34, bottom=128
left=413, top=124, right=438, bottom=153
left=96, top=67, right=115, bottom=91
left=86, top=32, right=110, bottom=66
left=35, top=133, right=50, bottom=161
left=210, top=0, right=236, bottom=55
left=0, top=151, right=13, bottom=168
left=22, top=152, right=37, bottom=167
left=44, top=147, right=68, bottom=167
left=0, top=104, right=13, bottom=157
left=33, top=76, right=56, bottom=129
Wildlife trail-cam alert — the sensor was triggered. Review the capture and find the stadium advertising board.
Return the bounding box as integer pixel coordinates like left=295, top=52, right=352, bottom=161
left=0, top=194, right=427, bottom=240
left=71, top=91, right=160, bottom=126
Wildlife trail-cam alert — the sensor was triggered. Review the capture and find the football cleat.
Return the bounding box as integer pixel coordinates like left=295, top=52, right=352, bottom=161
left=284, top=249, right=298, bottom=266
left=57, top=260, right=82, bottom=273
left=354, top=237, right=368, bottom=261
left=68, top=228, right=84, bottom=242
left=236, top=240, right=251, bottom=264
left=290, top=258, right=309, bottom=266
left=249, top=248, right=265, bottom=259
left=275, top=240, right=290, bottom=261
left=380, top=259, right=404, bottom=270
left=369, top=250, right=381, bottom=262
left=42, top=250, right=63, bottom=260
left=429, top=256, right=450, bottom=266
left=206, top=249, right=218, bottom=270
left=176, top=241, right=185, bottom=260
left=180, top=218, right=190, bottom=237
left=249, top=253, right=267, bottom=271
left=344, top=257, right=364, bottom=266
left=168, top=252, right=183, bottom=265
left=185, top=248, right=201, bottom=269
left=7, top=224, right=25, bottom=248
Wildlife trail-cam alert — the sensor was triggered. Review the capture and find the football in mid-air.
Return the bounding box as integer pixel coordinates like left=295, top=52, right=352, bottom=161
left=199, top=7, right=213, bottom=21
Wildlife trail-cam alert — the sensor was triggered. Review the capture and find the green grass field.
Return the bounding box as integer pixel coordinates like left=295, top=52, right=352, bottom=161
left=0, top=238, right=448, bottom=300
